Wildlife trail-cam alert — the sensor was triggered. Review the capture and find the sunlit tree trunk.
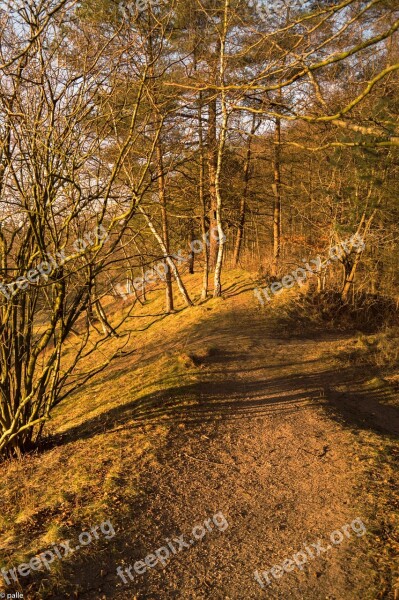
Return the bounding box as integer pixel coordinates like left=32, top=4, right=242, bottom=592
left=207, top=92, right=218, bottom=271
left=271, top=110, right=282, bottom=277
left=233, top=114, right=257, bottom=267
left=156, top=140, right=174, bottom=313
left=213, top=0, right=230, bottom=297
left=139, top=207, right=193, bottom=307
left=198, top=90, right=209, bottom=300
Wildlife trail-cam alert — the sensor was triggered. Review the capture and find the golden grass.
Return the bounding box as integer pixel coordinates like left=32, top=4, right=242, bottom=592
left=0, top=269, right=257, bottom=596
left=0, top=269, right=398, bottom=597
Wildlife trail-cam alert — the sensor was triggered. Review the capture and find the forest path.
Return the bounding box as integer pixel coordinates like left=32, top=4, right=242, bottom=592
left=62, top=285, right=398, bottom=600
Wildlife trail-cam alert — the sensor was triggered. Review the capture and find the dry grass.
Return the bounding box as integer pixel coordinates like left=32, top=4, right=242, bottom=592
left=1, top=269, right=398, bottom=598
left=0, top=269, right=254, bottom=597
left=262, top=286, right=399, bottom=337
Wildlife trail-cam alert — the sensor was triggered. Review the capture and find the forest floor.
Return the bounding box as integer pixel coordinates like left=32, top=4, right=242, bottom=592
left=0, top=271, right=398, bottom=599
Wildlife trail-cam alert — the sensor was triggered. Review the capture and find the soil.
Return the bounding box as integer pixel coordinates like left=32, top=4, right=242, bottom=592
left=44, top=294, right=398, bottom=600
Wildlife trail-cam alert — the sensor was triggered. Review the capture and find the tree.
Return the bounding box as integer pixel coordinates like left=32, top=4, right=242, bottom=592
left=0, top=1, right=155, bottom=457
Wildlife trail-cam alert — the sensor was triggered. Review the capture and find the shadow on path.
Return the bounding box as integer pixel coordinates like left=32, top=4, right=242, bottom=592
left=46, top=359, right=399, bottom=452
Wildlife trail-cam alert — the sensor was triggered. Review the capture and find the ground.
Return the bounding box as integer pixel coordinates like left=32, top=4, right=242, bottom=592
left=0, top=271, right=398, bottom=599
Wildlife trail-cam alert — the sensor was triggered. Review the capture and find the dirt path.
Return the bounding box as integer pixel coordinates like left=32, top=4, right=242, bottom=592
left=52, top=293, right=398, bottom=600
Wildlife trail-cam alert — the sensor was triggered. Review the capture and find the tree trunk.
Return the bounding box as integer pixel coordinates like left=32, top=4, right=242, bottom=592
left=156, top=140, right=174, bottom=313
left=341, top=253, right=361, bottom=302
left=139, top=207, right=193, bottom=307
left=207, top=92, right=218, bottom=271
left=95, top=299, right=119, bottom=337
left=233, top=114, right=257, bottom=267
left=188, top=222, right=195, bottom=274
left=340, top=208, right=376, bottom=302
left=213, top=0, right=230, bottom=298
left=198, top=90, right=209, bottom=300
left=271, top=111, right=282, bottom=277
left=147, top=15, right=174, bottom=313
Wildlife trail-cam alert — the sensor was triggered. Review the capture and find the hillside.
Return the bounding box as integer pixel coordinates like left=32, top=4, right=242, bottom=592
left=1, top=272, right=398, bottom=599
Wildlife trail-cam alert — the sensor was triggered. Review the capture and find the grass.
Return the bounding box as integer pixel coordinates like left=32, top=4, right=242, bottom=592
left=1, top=270, right=398, bottom=598
left=0, top=269, right=256, bottom=597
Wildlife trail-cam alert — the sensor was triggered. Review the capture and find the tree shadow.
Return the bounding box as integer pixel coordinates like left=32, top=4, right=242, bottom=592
left=44, top=356, right=399, bottom=453
left=25, top=298, right=399, bottom=599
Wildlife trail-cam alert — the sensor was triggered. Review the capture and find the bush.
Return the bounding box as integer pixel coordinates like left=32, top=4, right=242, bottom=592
left=274, top=290, right=399, bottom=335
